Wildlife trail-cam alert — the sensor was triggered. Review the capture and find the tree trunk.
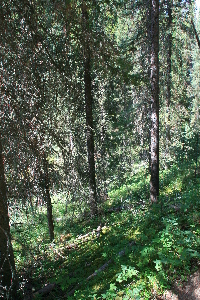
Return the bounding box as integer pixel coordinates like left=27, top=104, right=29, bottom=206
left=191, top=19, right=200, bottom=49
left=195, top=133, right=199, bottom=178
left=150, top=0, right=159, bottom=203
left=100, top=107, right=107, bottom=198
left=82, top=3, right=98, bottom=217
left=0, top=132, right=17, bottom=299
left=146, top=0, right=152, bottom=173
left=166, top=0, right=172, bottom=144
left=43, top=153, right=54, bottom=241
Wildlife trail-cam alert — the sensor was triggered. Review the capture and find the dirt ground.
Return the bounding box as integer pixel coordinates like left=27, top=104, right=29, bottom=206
left=157, top=268, right=200, bottom=300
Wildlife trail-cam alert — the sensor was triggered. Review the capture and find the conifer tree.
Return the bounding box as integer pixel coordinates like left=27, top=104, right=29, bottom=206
left=0, top=133, right=17, bottom=299
left=150, top=0, right=159, bottom=203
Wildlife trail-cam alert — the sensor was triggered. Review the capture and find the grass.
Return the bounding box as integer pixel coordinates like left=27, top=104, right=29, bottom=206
left=10, top=162, right=200, bottom=299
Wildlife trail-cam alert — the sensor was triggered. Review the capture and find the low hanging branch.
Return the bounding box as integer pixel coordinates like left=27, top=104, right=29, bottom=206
left=191, top=19, right=200, bottom=49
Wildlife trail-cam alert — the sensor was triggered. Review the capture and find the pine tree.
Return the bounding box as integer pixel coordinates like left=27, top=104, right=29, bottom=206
left=150, top=0, right=159, bottom=203
left=0, top=132, right=17, bottom=299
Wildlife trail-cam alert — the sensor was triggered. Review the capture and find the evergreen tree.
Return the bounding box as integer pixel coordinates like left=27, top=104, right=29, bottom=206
left=0, top=132, right=17, bottom=299
left=82, top=2, right=98, bottom=216
left=150, top=0, right=160, bottom=203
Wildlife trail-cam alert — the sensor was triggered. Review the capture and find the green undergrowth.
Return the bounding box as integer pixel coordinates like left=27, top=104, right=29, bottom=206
left=11, top=162, right=200, bottom=299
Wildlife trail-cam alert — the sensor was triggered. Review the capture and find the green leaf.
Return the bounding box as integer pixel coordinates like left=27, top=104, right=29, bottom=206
left=109, top=283, right=117, bottom=291
left=154, top=260, right=163, bottom=271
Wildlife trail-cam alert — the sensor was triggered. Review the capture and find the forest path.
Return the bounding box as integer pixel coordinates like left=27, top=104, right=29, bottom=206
left=158, top=268, right=200, bottom=300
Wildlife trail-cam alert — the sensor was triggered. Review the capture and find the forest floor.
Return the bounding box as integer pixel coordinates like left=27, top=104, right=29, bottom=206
left=11, top=163, right=200, bottom=299
left=158, top=267, right=200, bottom=300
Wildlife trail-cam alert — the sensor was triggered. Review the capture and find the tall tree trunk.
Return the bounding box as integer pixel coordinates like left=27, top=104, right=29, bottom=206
left=166, top=0, right=172, bottom=143
left=195, top=133, right=199, bottom=178
left=43, top=153, right=54, bottom=241
left=0, top=132, right=17, bottom=299
left=191, top=19, right=200, bottom=49
left=82, top=3, right=98, bottom=217
left=150, top=0, right=159, bottom=203
left=100, top=107, right=107, bottom=198
left=146, top=0, right=152, bottom=172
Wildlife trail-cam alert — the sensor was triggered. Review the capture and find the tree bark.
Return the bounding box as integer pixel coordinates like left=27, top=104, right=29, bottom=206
left=191, top=19, right=200, bottom=49
left=166, top=0, right=172, bottom=143
left=146, top=0, right=152, bottom=173
left=43, top=153, right=54, bottom=241
left=82, top=3, right=98, bottom=217
left=195, top=133, right=199, bottom=178
left=33, top=283, right=56, bottom=298
left=150, top=0, right=159, bottom=203
left=0, top=132, right=17, bottom=299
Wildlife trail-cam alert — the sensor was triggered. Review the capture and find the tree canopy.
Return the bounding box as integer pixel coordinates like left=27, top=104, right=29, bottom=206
left=0, top=0, right=200, bottom=299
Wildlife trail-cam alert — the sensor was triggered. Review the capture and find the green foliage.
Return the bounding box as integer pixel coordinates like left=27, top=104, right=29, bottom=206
left=10, top=160, right=200, bottom=299
left=2, top=1, right=199, bottom=299
left=116, top=265, right=138, bottom=283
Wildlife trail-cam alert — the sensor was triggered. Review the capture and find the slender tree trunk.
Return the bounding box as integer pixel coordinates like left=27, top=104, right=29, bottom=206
left=0, top=132, right=17, bottom=299
left=146, top=0, right=152, bottom=173
left=43, top=153, right=54, bottom=241
left=166, top=0, right=172, bottom=144
left=150, top=0, right=159, bottom=203
left=195, top=133, right=199, bottom=178
left=82, top=3, right=98, bottom=217
left=100, top=108, right=107, bottom=197
left=191, top=19, right=200, bottom=49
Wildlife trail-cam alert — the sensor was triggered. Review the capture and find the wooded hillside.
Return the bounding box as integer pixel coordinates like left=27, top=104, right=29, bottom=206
left=0, top=0, right=200, bottom=299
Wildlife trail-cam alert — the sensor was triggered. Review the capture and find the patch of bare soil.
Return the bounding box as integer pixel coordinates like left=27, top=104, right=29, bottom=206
left=157, top=268, right=200, bottom=300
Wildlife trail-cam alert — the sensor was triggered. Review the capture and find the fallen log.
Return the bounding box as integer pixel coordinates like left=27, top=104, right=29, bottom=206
left=76, top=224, right=102, bottom=242
left=86, top=259, right=112, bottom=280
left=67, top=240, right=136, bottom=297
left=33, top=283, right=56, bottom=298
